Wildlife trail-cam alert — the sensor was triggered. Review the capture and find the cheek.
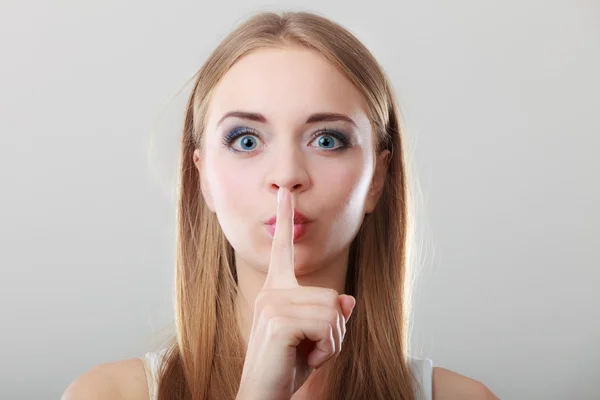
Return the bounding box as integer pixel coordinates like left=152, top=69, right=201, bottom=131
left=322, top=160, right=372, bottom=229
left=308, top=159, right=372, bottom=257
left=206, top=156, right=260, bottom=223
left=214, top=163, right=254, bottom=198
left=330, top=158, right=371, bottom=206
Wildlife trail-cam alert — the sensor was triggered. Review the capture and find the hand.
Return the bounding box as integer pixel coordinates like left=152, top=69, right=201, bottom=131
left=236, top=187, right=356, bottom=400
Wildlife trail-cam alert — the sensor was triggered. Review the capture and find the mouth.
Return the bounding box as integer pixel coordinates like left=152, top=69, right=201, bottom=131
left=264, top=210, right=313, bottom=241
left=264, top=221, right=311, bottom=241
left=264, top=209, right=312, bottom=225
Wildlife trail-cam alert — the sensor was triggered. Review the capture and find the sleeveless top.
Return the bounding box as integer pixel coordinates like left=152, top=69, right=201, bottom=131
left=140, top=350, right=433, bottom=400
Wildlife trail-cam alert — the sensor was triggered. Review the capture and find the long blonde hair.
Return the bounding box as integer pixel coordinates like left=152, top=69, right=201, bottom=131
left=156, top=10, right=417, bottom=400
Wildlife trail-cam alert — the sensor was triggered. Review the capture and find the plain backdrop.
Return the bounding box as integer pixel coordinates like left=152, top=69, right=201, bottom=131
left=1, top=1, right=598, bottom=399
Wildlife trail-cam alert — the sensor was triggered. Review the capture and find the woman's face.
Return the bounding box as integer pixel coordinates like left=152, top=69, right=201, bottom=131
left=194, top=46, right=388, bottom=275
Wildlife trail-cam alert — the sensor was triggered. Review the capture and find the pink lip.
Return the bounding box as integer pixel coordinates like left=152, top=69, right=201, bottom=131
left=264, top=210, right=312, bottom=225
left=264, top=222, right=311, bottom=241
left=264, top=210, right=312, bottom=241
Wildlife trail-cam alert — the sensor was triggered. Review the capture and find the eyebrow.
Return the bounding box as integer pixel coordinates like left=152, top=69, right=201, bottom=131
left=216, top=110, right=358, bottom=128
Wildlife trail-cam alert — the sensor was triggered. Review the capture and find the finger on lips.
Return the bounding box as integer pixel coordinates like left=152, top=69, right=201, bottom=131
left=264, top=187, right=298, bottom=289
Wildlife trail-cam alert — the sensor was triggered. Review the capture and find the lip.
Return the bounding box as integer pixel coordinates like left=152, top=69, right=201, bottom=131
left=264, top=209, right=312, bottom=225
left=264, top=221, right=311, bottom=241
left=264, top=210, right=313, bottom=241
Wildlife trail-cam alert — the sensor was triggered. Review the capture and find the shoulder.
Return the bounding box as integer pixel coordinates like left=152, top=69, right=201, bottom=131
left=432, top=367, right=498, bottom=400
left=62, top=357, right=149, bottom=400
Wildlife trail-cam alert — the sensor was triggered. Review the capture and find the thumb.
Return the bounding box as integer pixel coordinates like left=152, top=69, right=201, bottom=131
left=339, top=294, right=356, bottom=322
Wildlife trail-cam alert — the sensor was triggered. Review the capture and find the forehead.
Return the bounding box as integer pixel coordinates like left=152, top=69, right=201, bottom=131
left=206, top=47, right=370, bottom=128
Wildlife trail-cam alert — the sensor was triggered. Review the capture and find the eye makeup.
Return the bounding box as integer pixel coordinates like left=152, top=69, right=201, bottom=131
left=220, top=126, right=354, bottom=154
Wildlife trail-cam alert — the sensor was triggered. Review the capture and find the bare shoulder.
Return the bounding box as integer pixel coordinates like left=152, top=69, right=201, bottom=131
left=62, top=357, right=149, bottom=400
left=432, top=367, right=499, bottom=400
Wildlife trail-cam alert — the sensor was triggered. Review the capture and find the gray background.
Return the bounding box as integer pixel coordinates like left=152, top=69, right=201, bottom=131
left=1, top=1, right=598, bottom=399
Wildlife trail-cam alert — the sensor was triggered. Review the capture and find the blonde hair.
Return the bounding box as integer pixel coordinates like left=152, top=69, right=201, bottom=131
left=156, top=10, right=417, bottom=400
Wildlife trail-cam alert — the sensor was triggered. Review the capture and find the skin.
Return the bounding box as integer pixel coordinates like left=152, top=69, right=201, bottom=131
left=62, top=47, right=498, bottom=400
left=195, top=46, right=386, bottom=347
left=235, top=187, right=356, bottom=399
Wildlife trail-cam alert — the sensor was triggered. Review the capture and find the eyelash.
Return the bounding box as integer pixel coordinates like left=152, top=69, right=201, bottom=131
left=221, top=127, right=352, bottom=153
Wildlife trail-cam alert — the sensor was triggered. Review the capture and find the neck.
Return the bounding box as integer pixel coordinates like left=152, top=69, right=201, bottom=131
left=234, top=248, right=350, bottom=346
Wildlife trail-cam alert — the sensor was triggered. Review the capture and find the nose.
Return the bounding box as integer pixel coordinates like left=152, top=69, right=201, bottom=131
left=266, top=144, right=311, bottom=195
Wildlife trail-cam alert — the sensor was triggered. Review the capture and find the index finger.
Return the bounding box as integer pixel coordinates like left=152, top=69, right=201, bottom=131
left=263, top=187, right=298, bottom=289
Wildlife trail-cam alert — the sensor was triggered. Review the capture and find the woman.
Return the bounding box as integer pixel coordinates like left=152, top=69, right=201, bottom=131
left=64, top=10, right=498, bottom=400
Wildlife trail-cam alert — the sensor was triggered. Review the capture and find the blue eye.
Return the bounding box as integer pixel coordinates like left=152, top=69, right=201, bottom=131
left=315, top=135, right=337, bottom=149
left=309, top=129, right=350, bottom=151
left=222, top=127, right=351, bottom=153
left=233, top=135, right=259, bottom=151
left=222, top=127, right=263, bottom=153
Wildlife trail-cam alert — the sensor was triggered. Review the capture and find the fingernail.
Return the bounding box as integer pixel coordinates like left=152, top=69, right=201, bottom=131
left=348, top=297, right=356, bottom=319
left=278, top=188, right=285, bottom=204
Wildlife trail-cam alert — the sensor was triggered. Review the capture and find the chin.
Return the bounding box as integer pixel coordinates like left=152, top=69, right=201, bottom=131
left=293, top=246, right=327, bottom=274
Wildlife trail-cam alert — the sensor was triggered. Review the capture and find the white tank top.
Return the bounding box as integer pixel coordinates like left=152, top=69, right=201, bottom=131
left=140, top=350, right=433, bottom=400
